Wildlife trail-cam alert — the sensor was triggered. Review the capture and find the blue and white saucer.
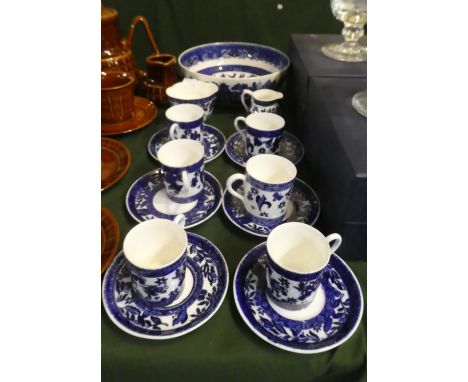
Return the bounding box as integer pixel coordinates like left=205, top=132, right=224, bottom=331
left=148, top=124, right=226, bottom=163
left=225, top=131, right=305, bottom=167
left=126, top=169, right=222, bottom=228
left=222, top=178, right=320, bottom=237
left=103, top=233, right=229, bottom=340
left=233, top=243, right=363, bottom=353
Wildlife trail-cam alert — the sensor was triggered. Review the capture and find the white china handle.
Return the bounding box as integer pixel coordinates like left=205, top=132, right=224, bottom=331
left=226, top=174, right=245, bottom=202
left=173, top=214, right=186, bottom=228
left=241, top=90, right=253, bottom=113
left=169, top=123, right=179, bottom=140
left=181, top=170, right=190, bottom=194
left=234, top=116, right=247, bottom=133
left=326, top=233, right=342, bottom=254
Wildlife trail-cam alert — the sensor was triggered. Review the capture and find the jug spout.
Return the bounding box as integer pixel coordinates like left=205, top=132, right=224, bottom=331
left=254, top=89, right=284, bottom=102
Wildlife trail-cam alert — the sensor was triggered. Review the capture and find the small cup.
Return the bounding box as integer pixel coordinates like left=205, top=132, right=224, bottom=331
left=101, top=72, right=135, bottom=123
left=166, top=79, right=219, bottom=121
left=146, top=53, right=178, bottom=87
left=234, top=112, right=285, bottom=157
left=241, top=89, right=283, bottom=114
left=157, top=139, right=205, bottom=203
left=166, top=104, right=205, bottom=142
left=226, top=154, right=296, bottom=226
left=123, top=215, right=187, bottom=307
left=266, top=222, right=342, bottom=310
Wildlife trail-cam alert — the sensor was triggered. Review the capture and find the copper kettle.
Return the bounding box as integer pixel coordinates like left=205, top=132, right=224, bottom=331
left=101, top=6, right=159, bottom=79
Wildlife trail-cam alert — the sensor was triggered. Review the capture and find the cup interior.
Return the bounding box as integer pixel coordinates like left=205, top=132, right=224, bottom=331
left=246, top=112, right=284, bottom=131
left=158, top=139, right=205, bottom=167
left=246, top=154, right=296, bottom=184
left=267, top=223, right=331, bottom=274
left=101, top=72, right=134, bottom=90
left=166, top=80, right=218, bottom=100
left=123, top=219, right=187, bottom=270
left=166, top=104, right=204, bottom=122
left=253, top=89, right=282, bottom=102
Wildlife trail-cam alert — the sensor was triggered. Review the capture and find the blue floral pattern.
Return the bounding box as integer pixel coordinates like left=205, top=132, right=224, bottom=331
left=126, top=170, right=223, bottom=229
left=102, top=233, right=229, bottom=339
left=225, top=131, right=305, bottom=167
left=148, top=125, right=226, bottom=164
left=233, top=243, right=364, bottom=353
left=223, top=178, right=320, bottom=237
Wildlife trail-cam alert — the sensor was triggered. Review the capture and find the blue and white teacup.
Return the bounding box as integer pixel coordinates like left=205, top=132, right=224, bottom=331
left=241, top=89, right=283, bottom=114
left=157, top=139, right=205, bottom=203
left=166, top=104, right=205, bottom=142
left=226, top=154, right=296, bottom=226
left=166, top=79, right=219, bottom=121
left=123, top=215, right=188, bottom=307
left=266, top=222, right=342, bottom=311
left=234, top=112, right=285, bottom=157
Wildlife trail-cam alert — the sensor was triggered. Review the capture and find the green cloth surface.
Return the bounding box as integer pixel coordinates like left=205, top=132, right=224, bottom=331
left=101, top=103, right=367, bottom=381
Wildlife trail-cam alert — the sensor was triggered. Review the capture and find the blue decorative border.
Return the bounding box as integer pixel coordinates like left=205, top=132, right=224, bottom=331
left=198, top=65, right=271, bottom=76
left=246, top=174, right=294, bottom=192
left=126, top=251, right=186, bottom=278
left=266, top=254, right=322, bottom=282
left=233, top=243, right=363, bottom=352
left=160, top=158, right=204, bottom=173
left=246, top=126, right=284, bottom=139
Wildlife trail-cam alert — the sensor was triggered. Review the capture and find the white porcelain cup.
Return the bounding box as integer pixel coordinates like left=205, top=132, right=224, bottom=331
left=166, top=79, right=219, bottom=121
left=266, top=222, right=342, bottom=310
left=166, top=104, right=205, bottom=142
left=123, top=215, right=188, bottom=307
left=226, top=154, right=297, bottom=226
left=234, top=112, right=285, bottom=156
left=157, top=139, right=205, bottom=203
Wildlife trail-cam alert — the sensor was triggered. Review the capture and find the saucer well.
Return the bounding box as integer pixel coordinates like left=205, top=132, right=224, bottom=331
left=222, top=177, right=320, bottom=237
left=148, top=124, right=226, bottom=163
left=225, top=131, right=304, bottom=167
left=101, top=207, right=120, bottom=274
left=101, top=96, right=157, bottom=136
left=233, top=242, right=364, bottom=354
left=126, top=169, right=223, bottom=229
left=102, top=233, right=229, bottom=339
left=101, top=137, right=131, bottom=191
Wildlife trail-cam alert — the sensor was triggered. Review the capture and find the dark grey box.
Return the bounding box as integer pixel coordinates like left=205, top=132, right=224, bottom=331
left=288, top=34, right=367, bottom=261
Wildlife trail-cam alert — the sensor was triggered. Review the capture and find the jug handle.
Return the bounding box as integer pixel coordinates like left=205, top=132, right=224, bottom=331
left=127, top=15, right=160, bottom=55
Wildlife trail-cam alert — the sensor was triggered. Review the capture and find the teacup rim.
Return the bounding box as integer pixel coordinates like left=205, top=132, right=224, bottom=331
left=246, top=154, right=296, bottom=185
left=123, top=218, right=188, bottom=271
left=266, top=222, right=331, bottom=275
left=166, top=80, right=219, bottom=100
left=157, top=139, right=205, bottom=168
left=101, top=72, right=135, bottom=91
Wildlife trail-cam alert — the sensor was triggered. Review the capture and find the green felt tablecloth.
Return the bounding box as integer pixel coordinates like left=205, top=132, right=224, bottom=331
left=101, top=102, right=367, bottom=381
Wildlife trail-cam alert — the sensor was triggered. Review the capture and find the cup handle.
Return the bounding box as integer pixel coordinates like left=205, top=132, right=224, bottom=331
left=234, top=116, right=246, bottom=134
left=241, top=90, right=253, bottom=113
left=326, top=233, right=342, bottom=254
left=169, top=123, right=178, bottom=140
left=234, top=116, right=248, bottom=146
left=181, top=170, right=190, bottom=194
left=173, top=214, right=186, bottom=228
left=226, top=174, right=245, bottom=201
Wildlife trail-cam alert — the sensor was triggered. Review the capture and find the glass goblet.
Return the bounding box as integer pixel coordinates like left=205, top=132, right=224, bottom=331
left=322, top=0, right=367, bottom=62
left=352, top=90, right=367, bottom=117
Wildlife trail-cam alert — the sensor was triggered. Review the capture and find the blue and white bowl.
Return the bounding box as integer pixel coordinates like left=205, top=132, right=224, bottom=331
left=178, top=42, right=290, bottom=104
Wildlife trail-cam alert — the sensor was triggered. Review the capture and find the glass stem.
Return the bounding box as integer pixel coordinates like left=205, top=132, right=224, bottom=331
left=341, top=22, right=364, bottom=48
